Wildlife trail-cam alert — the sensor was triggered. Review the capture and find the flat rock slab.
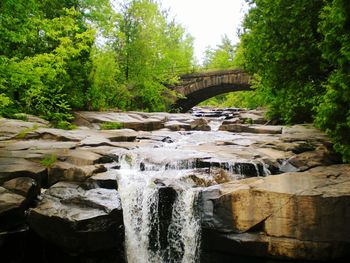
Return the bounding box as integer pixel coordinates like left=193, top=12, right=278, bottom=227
left=0, top=118, right=47, bottom=141
left=74, top=111, right=164, bottom=131
left=201, top=164, right=350, bottom=260
left=29, top=182, right=123, bottom=253
left=220, top=124, right=283, bottom=134
left=47, top=162, right=106, bottom=186
left=29, top=127, right=138, bottom=143
left=0, top=158, right=46, bottom=185
left=0, top=140, right=77, bottom=151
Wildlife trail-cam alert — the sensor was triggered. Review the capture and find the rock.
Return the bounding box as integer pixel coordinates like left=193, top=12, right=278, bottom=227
left=56, top=149, right=103, bottom=166
left=188, top=168, right=232, bottom=187
left=2, top=177, right=39, bottom=202
left=188, top=118, right=211, bottom=131
left=0, top=187, right=26, bottom=231
left=47, top=162, right=106, bottom=186
left=1, top=140, right=77, bottom=151
left=164, top=120, right=192, bottom=131
left=88, top=172, right=118, bottom=189
left=34, top=127, right=138, bottom=142
left=201, top=230, right=350, bottom=261
left=100, top=129, right=138, bottom=142
left=286, top=144, right=341, bottom=171
left=28, top=182, right=124, bottom=253
left=201, top=164, right=350, bottom=260
left=239, top=111, right=266, bottom=124
left=281, top=124, right=330, bottom=143
left=0, top=158, right=46, bottom=185
left=74, top=111, right=164, bottom=131
left=0, top=118, right=46, bottom=141
left=162, top=118, right=210, bottom=131
left=219, top=124, right=283, bottom=134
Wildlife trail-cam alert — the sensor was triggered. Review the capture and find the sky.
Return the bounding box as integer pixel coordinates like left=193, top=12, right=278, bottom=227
left=160, top=0, right=248, bottom=63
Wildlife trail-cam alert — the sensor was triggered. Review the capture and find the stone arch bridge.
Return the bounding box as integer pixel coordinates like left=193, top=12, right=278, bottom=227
left=170, top=69, right=252, bottom=112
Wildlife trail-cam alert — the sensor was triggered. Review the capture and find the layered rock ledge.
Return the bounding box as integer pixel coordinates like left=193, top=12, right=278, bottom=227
left=0, top=109, right=348, bottom=262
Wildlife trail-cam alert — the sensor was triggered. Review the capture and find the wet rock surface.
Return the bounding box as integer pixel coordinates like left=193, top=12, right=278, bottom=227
left=0, top=108, right=348, bottom=262
left=29, top=181, right=123, bottom=253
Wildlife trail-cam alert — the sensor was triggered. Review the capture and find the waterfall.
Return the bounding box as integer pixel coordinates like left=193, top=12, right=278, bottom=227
left=116, top=154, right=202, bottom=263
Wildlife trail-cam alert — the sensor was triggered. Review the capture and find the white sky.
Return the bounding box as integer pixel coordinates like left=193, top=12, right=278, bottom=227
left=160, top=0, right=248, bottom=63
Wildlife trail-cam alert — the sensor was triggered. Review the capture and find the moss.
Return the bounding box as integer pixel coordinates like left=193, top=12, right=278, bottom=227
left=100, top=122, right=124, bottom=130
left=54, top=121, right=77, bottom=130
left=40, top=154, right=57, bottom=168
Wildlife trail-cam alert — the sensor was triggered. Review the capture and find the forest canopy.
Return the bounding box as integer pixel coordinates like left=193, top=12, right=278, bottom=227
left=1, top=0, right=350, bottom=162
left=0, top=0, right=194, bottom=125
left=238, top=0, right=350, bottom=161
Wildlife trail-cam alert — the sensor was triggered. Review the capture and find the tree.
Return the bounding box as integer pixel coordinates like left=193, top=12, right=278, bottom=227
left=203, top=35, right=237, bottom=70
left=87, top=47, right=131, bottom=110
left=316, top=0, right=350, bottom=161
left=240, top=0, right=326, bottom=123
left=113, top=0, right=194, bottom=111
left=0, top=0, right=113, bottom=124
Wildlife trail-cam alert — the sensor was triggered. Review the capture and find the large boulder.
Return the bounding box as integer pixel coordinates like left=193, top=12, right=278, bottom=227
left=201, top=164, right=350, bottom=260
left=29, top=182, right=124, bottom=253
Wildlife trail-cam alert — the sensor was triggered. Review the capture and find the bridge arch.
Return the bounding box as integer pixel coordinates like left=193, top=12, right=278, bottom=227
left=170, top=69, right=252, bottom=112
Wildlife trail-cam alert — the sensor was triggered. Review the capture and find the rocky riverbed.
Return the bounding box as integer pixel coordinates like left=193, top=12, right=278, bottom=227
left=0, top=108, right=349, bottom=262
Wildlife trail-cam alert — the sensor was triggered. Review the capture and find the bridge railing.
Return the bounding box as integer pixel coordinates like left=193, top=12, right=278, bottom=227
left=162, top=65, right=244, bottom=76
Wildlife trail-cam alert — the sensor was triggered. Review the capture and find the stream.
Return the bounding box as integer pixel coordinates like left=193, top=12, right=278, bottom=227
left=113, top=110, right=270, bottom=263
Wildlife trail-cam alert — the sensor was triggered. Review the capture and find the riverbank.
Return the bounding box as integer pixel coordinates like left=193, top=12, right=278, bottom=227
left=0, top=108, right=349, bottom=262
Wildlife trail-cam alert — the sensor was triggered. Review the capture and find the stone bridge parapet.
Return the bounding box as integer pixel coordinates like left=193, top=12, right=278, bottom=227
left=171, top=69, right=252, bottom=112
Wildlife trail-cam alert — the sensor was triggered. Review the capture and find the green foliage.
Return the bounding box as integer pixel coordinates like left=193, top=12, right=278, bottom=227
left=0, top=0, right=195, bottom=120
left=113, top=0, right=194, bottom=111
left=100, top=122, right=124, bottom=130
left=40, top=154, right=57, bottom=168
left=240, top=0, right=325, bottom=123
left=315, top=0, right=350, bottom=162
left=88, top=47, right=132, bottom=110
left=203, top=35, right=238, bottom=70
left=54, top=121, right=77, bottom=130
left=240, top=0, right=350, bottom=161
left=0, top=1, right=96, bottom=122
left=12, top=113, right=28, bottom=121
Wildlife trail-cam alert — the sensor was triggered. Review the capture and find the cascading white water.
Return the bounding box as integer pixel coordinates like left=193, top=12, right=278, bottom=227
left=208, top=118, right=225, bottom=131
left=167, top=189, right=201, bottom=263
left=116, top=154, right=202, bottom=263
left=115, top=127, right=273, bottom=263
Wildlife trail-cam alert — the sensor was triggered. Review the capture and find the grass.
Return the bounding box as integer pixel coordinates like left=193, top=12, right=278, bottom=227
left=100, top=122, right=124, bottom=130
left=54, top=121, right=77, bottom=130
left=16, top=124, right=39, bottom=139
left=13, top=113, right=28, bottom=121
left=40, top=154, right=57, bottom=168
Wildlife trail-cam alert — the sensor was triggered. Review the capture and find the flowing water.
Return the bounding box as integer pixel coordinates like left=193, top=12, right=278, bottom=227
left=116, top=154, right=202, bottom=263
left=114, top=118, right=271, bottom=263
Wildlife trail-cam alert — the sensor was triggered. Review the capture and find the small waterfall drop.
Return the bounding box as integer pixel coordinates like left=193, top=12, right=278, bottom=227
left=208, top=118, right=224, bottom=131
left=116, top=154, right=202, bottom=263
